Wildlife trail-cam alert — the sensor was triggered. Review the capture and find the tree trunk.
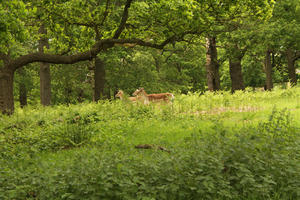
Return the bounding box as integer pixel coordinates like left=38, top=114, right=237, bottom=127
left=17, top=68, right=27, bottom=108
left=64, top=86, right=72, bottom=104
left=94, top=58, right=106, bottom=101
left=264, top=50, right=273, bottom=90
left=229, top=56, right=244, bottom=92
left=286, top=48, right=297, bottom=86
left=77, top=89, right=84, bottom=103
left=0, top=68, right=14, bottom=115
left=38, top=25, right=51, bottom=106
left=19, top=82, right=27, bottom=108
left=205, top=37, right=220, bottom=91
left=40, top=64, right=51, bottom=105
left=151, top=52, right=161, bottom=73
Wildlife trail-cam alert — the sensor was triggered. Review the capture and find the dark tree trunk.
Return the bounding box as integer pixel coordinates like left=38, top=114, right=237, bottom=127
left=264, top=50, right=273, bottom=90
left=77, top=89, right=84, bottom=103
left=154, top=56, right=160, bottom=73
left=152, top=52, right=161, bottom=73
left=64, top=87, right=72, bottom=104
left=229, top=56, right=244, bottom=92
left=17, top=68, right=27, bottom=108
left=286, top=48, right=297, bottom=86
left=19, top=82, right=27, bottom=108
left=0, top=68, right=14, bottom=114
left=38, top=25, right=51, bottom=106
left=205, top=37, right=220, bottom=91
left=106, top=89, right=111, bottom=99
left=94, top=58, right=106, bottom=101
left=39, top=64, right=51, bottom=105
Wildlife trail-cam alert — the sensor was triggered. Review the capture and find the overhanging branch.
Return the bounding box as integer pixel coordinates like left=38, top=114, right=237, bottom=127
left=9, top=31, right=203, bottom=71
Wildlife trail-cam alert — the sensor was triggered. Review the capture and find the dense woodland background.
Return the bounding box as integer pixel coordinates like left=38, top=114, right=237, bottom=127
left=0, top=0, right=299, bottom=114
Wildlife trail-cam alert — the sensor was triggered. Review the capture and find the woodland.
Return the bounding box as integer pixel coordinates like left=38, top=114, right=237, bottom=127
left=0, top=0, right=299, bottom=113
left=0, top=0, right=300, bottom=199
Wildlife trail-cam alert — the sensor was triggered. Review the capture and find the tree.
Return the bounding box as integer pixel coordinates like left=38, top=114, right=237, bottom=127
left=0, top=0, right=201, bottom=114
left=0, top=0, right=275, bottom=114
left=94, top=57, right=106, bottom=101
left=203, top=1, right=274, bottom=91
left=16, top=68, right=28, bottom=108
left=264, top=50, right=273, bottom=90
left=270, top=0, right=300, bottom=86
left=38, top=24, right=51, bottom=105
left=205, top=36, right=220, bottom=91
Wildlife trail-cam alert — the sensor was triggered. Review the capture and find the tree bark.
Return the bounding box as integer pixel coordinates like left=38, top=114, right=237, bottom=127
left=77, top=89, right=84, bottom=103
left=264, top=50, right=273, bottom=90
left=64, top=86, right=72, bottom=104
left=17, top=68, right=27, bottom=108
left=286, top=48, right=297, bottom=86
left=38, top=25, right=51, bottom=106
left=94, top=58, right=106, bottom=101
left=205, top=37, right=220, bottom=91
left=39, top=64, right=51, bottom=105
left=19, top=82, right=27, bottom=108
left=0, top=68, right=14, bottom=114
left=229, top=54, right=244, bottom=92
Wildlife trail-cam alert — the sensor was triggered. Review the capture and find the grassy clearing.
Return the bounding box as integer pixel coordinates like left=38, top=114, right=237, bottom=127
left=0, top=87, right=299, bottom=199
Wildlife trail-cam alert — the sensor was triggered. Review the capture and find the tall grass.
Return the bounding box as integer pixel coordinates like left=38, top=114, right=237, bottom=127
left=0, top=87, right=299, bottom=199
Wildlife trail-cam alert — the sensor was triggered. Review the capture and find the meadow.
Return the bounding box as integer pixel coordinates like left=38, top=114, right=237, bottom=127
left=0, top=87, right=300, bottom=200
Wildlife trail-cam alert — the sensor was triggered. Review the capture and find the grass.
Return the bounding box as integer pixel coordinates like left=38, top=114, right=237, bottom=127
left=0, top=86, right=299, bottom=199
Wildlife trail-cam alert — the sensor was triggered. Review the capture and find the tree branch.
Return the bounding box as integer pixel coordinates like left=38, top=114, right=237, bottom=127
left=294, top=50, right=300, bottom=61
left=113, top=0, right=133, bottom=39
left=99, top=0, right=111, bottom=27
left=47, top=8, right=96, bottom=27
left=9, top=30, right=202, bottom=71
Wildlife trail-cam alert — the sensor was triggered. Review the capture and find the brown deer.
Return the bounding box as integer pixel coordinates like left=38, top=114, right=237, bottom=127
left=115, top=90, right=146, bottom=104
left=132, top=88, right=174, bottom=104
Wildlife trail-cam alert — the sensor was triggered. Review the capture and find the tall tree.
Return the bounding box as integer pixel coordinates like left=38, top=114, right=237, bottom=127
left=205, top=37, right=220, bottom=91
left=16, top=68, right=28, bottom=108
left=264, top=50, right=273, bottom=90
left=228, top=45, right=246, bottom=92
left=94, top=57, right=106, bottom=101
left=197, top=0, right=274, bottom=91
left=285, top=48, right=300, bottom=86
left=270, top=0, right=300, bottom=86
left=38, top=24, right=51, bottom=106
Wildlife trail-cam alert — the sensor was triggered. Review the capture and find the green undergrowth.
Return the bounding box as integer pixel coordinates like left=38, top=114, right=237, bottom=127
left=0, top=87, right=299, bottom=199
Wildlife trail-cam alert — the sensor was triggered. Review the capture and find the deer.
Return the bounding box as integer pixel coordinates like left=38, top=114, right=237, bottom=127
left=115, top=90, right=147, bottom=104
left=132, top=88, right=174, bottom=104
